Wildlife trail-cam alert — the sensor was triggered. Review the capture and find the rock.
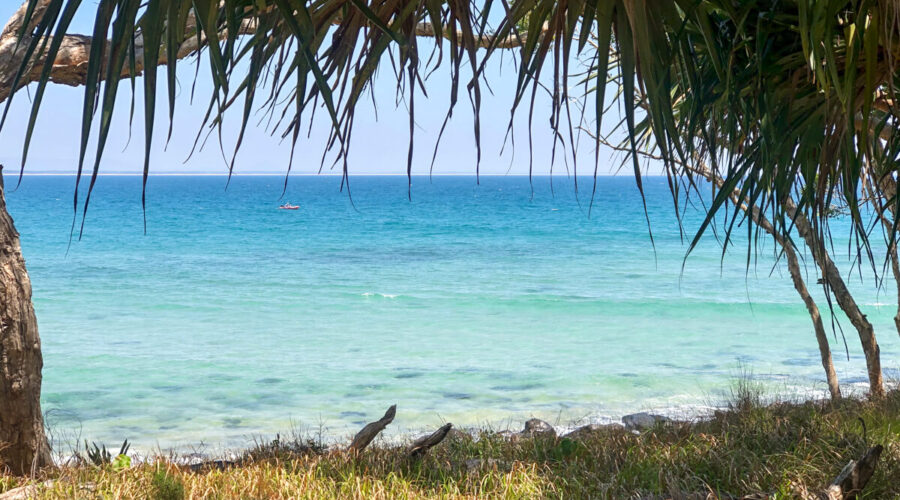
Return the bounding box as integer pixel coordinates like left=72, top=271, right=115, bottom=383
left=0, top=481, right=54, bottom=500
left=521, top=418, right=556, bottom=438
left=563, top=423, right=623, bottom=440
left=622, top=412, right=670, bottom=431
left=0, top=481, right=92, bottom=500
left=183, top=452, right=207, bottom=466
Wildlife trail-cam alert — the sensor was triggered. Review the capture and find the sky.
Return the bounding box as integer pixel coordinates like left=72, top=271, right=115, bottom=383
left=0, top=2, right=636, bottom=177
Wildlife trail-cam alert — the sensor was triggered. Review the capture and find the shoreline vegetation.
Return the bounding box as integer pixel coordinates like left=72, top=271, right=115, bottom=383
left=2, top=383, right=898, bottom=499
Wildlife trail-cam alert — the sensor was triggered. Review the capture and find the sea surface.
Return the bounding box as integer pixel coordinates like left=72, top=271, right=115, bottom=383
left=4, top=174, right=900, bottom=452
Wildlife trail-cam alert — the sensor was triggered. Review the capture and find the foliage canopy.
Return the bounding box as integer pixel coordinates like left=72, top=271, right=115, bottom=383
left=2, top=0, right=898, bottom=260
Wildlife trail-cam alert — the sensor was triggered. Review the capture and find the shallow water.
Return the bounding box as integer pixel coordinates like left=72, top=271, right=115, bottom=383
left=5, top=174, right=899, bottom=450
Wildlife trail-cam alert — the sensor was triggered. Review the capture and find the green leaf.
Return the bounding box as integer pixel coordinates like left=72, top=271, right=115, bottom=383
left=111, top=454, right=131, bottom=471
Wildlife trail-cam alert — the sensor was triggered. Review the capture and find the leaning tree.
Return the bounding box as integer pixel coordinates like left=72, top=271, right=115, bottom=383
left=0, top=0, right=898, bottom=475
left=602, top=1, right=900, bottom=401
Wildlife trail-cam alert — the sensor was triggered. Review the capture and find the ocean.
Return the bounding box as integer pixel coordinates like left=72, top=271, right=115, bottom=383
left=4, top=174, right=899, bottom=451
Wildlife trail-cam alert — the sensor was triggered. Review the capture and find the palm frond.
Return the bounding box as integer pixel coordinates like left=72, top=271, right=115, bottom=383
left=0, top=0, right=896, bottom=262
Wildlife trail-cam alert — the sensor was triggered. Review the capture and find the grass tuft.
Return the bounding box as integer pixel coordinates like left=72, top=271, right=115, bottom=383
left=150, top=467, right=184, bottom=500
left=242, top=432, right=326, bottom=463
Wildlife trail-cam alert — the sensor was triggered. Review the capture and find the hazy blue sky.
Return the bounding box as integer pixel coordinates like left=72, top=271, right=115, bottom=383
left=0, top=3, right=633, bottom=177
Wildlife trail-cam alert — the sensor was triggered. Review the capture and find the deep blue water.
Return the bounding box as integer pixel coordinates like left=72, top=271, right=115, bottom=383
left=4, top=174, right=899, bottom=450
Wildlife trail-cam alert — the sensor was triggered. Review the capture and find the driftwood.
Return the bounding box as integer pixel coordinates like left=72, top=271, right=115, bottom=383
left=817, top=445, right=883, bottom=500
left=740, top=446, right=884, bottom=500
left=408, top=423, right=453, bottom=458
left=348, top=405, right=396, bottom=452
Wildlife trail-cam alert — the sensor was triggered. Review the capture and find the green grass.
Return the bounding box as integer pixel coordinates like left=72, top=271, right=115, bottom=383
left=3, top=388, right=899, bottom=499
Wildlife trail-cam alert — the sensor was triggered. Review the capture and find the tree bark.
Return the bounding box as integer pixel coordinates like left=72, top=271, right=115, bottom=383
left=758, top=212, right=842, bottom=400
left=0, top=1, right=536, bottom=103
left=348, top=405, right=396, bottom=453
left=713, top=175, right=841, bottom=400
left=0, top=165, right=52, bottom=475
left=0, top=2, right=256, bottom=102
left=0, top=0, right=54, bottom=103
left=0, top=1, right=55, bottom=476
left=819, top=445, right=883, bottom=500
left=784, top=199, right=884, bottom=398
left=408, top=423, right=452, bottom=457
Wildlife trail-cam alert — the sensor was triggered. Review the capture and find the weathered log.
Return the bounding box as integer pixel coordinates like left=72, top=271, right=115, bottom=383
left=740, top=446, right=884, bottom=500
left=348, top=405, right=396, bottom=452
left=818, top=445, right=883, bottom=500
left=408, top=423, right=452, bottom=458
left=0, top=0, right=547, bottom=105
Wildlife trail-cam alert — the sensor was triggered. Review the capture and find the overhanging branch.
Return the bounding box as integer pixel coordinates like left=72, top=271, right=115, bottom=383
left=0, top=1, right=542, bottom=105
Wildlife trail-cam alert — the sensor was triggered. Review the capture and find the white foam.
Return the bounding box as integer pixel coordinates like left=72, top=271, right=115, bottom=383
left=361, top=292, right=398, bottom=298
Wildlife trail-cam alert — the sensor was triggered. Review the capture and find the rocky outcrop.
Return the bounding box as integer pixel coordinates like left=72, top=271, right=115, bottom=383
left=563, top=423, right=624, bottom=440
left=521, top=418, right=556, bottom=438
left=622, top=412, right=671, bottom=431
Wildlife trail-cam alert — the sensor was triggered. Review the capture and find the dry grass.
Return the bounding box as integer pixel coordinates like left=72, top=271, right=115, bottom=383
left=2, top=388, right=899, bottom=499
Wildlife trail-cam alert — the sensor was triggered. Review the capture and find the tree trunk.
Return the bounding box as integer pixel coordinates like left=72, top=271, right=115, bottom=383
left=777, top=224, right=842, bottom=400
left=588, top=139, right=843, bottom=400
left=719, top=178, right=841, bottom=400
left=0, top=0, right=536, bottom=476
left=0, top=2, right=55, bottom=476
left=0, top=167, right=52, bottom=475
left=785, top=200, right=884, bottom=398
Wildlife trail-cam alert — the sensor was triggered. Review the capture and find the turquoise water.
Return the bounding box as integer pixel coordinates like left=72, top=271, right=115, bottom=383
left=4, top=174, right=899, bottom=450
